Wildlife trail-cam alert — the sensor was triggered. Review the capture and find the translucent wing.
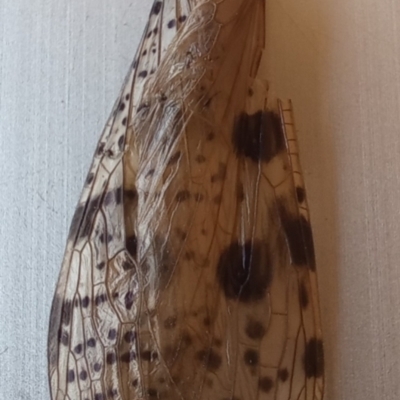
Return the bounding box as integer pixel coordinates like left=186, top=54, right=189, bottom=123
left=48, top=1, right=324, bottom=400
left=48, top=1, right=191, bottom=398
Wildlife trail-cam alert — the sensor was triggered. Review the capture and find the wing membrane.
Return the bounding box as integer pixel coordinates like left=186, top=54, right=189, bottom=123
left=49, top=1, right=324, bottom=399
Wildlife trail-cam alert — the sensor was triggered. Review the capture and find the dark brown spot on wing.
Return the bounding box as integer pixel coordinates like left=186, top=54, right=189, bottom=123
left=167, top=19, right=176, bottom=28
left=108, top=329, right=117, bottom=340
left=244, top=349, right=259, bottom=366
left=86, top=172, right=94, bottom=185
left=299, top=280, right=309, bottom=308
left=168, top=151, right=181, bottom=165
left=195, top=155, right=206, bottom=163
left=81, top=296, right=90, bottom=308
left=104, top=188, right=122, bottom=206
left=164, top=316, right=177, bottom=329
left=122, top=258, right=135, bottom=271
left=259, top=376, right=273, bottom=392
left=97, top=142, right=105, bottom=155
left=176, top=190, right=190, bottom=202
left=196, top=349, right=222, bottom=371
left=96, top=261, right=105, bottom=270
left=141, top=350, right=158, bottom=362
left=146, top=169, right=155, bottom=178
left=185, top=250, right=194, bottom=260
left=59, top=330, right=69, bottom=346
left=278, top=368, right=289, bottom=381
left=67, top=369, right=75, bottom=383
left=69, top=193, right=103, bottom=242
left=181, top=333, right=193, bottom=347
left=79, top=370, right=88, bottom=380
left=106, top=352, right=117, bottom=365
left=213, top=195, right=222, bottom=204
left=124, top=291, right=134, bottom=310
left=93, top=362, right=102, bottom=372
left=74, top=344, right=82, bottom=354
left=303, top=338, right=324, bottom=378
left=245, top=319, right=266, bottom=340
left=175, top=228, right=187, bottom=241
left=47, top=294, right=61, bottom=355
left=108, top=388, right=118, bottom=398
left=236, top=183, right=244, bottom=202
left=211, top=163, right=226, bottom=183
left=296, top=186, right=306, bottom=203
left=232, top=110, right=285, bottom=163
left=147, top=388, right=159, bottom=398
left=278, top=200, right=316, bottom=269
left=123, top=331, right=136, bottom=343
left=61, top=300, right=72, bottom=325
left=125, top=188, right=137, bottom=201
left=121, top=351, right=136, bottom=363
left=95, top=293, right=107, bottom=306
left=216, top=240, right=272, bottom=302
left=152, top=1, right=162, bottom=15
left=68, top=203, right=86, bottom=241
left=126, top=234, right=137, bottom=258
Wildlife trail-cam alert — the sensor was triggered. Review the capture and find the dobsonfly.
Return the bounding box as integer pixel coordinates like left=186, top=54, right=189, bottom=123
left=48, top=1, right=324, bottom=399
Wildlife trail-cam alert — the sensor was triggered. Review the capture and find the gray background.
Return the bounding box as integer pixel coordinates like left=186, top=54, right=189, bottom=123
left=1, top=0, right=400, bottom=399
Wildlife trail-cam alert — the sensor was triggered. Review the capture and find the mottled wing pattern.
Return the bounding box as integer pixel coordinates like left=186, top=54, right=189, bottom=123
left=48, top=1, right=191, bottom=399
left=49, top=1, right=324, bottom=400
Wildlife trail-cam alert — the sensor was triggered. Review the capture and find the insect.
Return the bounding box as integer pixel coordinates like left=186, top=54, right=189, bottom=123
left=48, top=0, right=324, bottom=399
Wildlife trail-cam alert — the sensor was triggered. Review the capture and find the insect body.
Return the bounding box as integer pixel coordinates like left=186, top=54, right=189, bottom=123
left=48, top=1, right=324, bottom=399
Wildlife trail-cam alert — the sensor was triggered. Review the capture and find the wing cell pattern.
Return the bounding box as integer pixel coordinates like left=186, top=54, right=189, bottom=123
left=48, top=1, right=324, bottom=400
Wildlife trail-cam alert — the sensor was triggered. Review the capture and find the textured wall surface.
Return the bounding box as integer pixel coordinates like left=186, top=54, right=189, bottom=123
left=1, top=0, right=400, bottom=399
